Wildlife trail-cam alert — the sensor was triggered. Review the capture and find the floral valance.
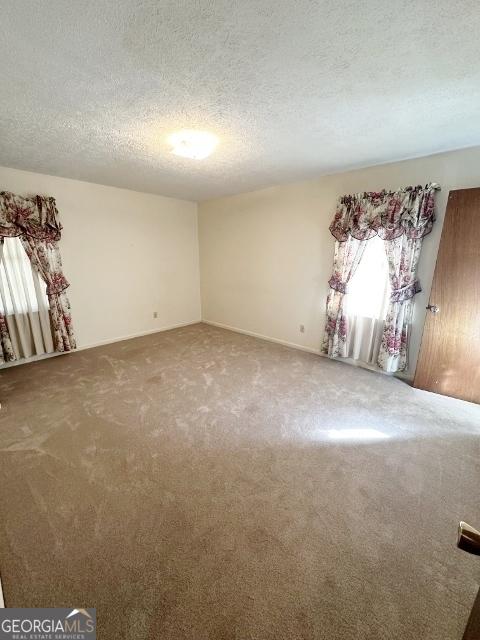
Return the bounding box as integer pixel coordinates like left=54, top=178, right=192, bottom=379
left=329, top=183, right=440, bottom=242
left=0, top=191, right=62, bottom=241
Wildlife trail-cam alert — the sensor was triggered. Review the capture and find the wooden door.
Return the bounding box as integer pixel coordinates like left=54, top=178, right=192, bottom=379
left=414, top=188, right=480, bottom=403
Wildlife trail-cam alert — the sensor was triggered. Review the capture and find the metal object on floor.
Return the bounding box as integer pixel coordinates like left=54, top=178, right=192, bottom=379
left=458, top=521, right=480, bottom=556
left=458, top=521, right=480, bottom=640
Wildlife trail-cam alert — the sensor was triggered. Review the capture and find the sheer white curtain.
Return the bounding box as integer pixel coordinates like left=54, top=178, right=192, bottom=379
left=0, top=237, right=54, bottom=360
left=344, top=235, right=390, bottom=366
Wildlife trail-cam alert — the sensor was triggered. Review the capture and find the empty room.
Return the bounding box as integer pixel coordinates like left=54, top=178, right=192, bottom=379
left=0, top=1, right=480, bottom=639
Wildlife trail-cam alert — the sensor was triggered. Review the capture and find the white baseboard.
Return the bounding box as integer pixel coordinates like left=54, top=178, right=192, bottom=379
left=202, top=319, right=322, bottom=355
left=0, top=319, right=201, bottom=369
left=76, top=319, right=201, bottom=352
left=201, top=319, right=413, bottom=382
left=1, top=317, right=413, bottom=383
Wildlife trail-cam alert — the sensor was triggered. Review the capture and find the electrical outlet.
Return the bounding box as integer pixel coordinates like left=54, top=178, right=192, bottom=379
left=299, top=324, right=305, bottom=333
left=153, top=311, right=158, bottom=319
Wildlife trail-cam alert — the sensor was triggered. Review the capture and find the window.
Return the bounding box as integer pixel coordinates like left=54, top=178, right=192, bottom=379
left=0, top=237, right=48, bottom=315
left=0, top=237, right=53, bottom=360
left=346, top=235, right=390, bottom=320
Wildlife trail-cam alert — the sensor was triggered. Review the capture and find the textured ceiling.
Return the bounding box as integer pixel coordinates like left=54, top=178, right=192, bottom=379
left=1, top=1, right=480, bottom=201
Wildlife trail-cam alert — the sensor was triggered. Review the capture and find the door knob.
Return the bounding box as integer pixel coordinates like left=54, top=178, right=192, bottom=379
left=458, top=522, right=480, bottom=556
left=426, top=304, right=440, bottom=313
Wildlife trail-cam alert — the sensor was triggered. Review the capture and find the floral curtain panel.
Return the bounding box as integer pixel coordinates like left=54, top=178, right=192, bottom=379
left=20, top=237, right=75, bottom=353
left=0, top=191, right=75, bottom=357
left=322, top=237, right=368, bottom=357
left=0, top=239, right=16, bottom=364
left=322, top=183, right=439, bottom=373
left=377, top=235, right=423, bottom=372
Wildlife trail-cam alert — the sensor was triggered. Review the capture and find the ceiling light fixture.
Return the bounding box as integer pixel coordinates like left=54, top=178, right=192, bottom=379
left=168, top=129, right=219, bottom=160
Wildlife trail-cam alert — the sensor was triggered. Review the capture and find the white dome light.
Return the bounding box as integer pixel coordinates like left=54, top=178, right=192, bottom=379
left=168, top=129, right=219, bottom=160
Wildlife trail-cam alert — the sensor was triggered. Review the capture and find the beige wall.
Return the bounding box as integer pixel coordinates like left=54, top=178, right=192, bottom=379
left=0, top=166, right=201, bottom=350
left=199, top=146, right=480, bottom=378
left=3, top=145, right=480, bottom=376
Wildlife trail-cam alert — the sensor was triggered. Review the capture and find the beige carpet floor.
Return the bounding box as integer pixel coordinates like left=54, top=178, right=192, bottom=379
left=0, top=322, right=479, bottom=639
